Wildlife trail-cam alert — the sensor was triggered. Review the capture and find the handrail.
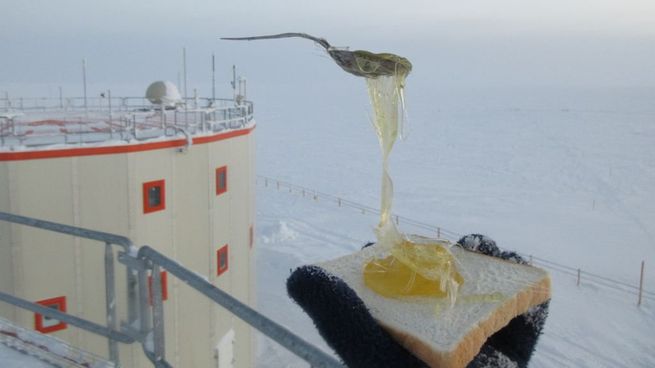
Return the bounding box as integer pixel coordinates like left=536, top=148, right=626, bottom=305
left=0, top=96, right=255, bottom=149
left=0, top=211, right=136, bottom=365
left=137, top=246, right=344, bottom=368
left=1, top=96, right=250, bottom=112
left=0, top=292, right=134, bottom=344
left=0, top=212, right=132, bottom=251
left=0, top=212, right=343, bottom=368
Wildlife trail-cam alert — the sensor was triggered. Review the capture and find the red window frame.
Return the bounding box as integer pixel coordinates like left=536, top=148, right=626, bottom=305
left=148, top=271, right=168, bottom=304
left=217, top=245, right=229, bottom=276
left=143, top=179, right=166, bottom=214
left=215, top=166, right=228, bottom=196
left=34, top=296, right=67, bottom=333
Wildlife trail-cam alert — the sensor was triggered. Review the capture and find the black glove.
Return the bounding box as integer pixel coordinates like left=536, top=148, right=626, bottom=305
left=456, top=234, right=549, bottom=368
left=286, top=234, right=549, bottom=368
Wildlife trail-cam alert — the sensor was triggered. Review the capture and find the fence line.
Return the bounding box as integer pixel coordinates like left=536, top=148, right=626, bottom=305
left=256, top=175, right=653, bottom=304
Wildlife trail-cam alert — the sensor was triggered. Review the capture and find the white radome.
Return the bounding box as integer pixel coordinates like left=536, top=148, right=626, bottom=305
left=145, top=81, right=182, bottom=106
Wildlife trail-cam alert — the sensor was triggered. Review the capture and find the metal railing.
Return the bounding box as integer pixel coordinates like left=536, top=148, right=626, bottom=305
left=0, top=96, right=254, bottom=148
left=0, top=316, right=114, bottom=367
left=0, top=211, right=342, bottom=368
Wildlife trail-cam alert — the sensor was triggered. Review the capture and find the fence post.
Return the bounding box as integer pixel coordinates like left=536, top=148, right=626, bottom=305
left=337, top=198, right=341, bottom=207
left=437, top=227, right=441, bottom=239
left=577, top=268, right=581, bottom=286
left=638, top=260, right=645, bottom=306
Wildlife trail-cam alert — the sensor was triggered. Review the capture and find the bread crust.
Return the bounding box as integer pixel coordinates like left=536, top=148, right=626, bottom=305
left=379, top=273, right=551, bottom=368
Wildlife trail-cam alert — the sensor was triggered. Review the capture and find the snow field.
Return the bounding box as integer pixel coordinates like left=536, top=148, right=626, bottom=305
left=253, top=92, right=655, bottom=367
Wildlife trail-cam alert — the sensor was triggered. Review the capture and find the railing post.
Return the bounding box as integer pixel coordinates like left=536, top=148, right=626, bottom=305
left=138, top=267, right=152, bottom=336
left=125, top=258, right=139, bottom=339
left=104, top=243, right=119, bottom=364
left=638, top=260, right=645, bottom=306
left=151, top=264, right=166, bottom=363
left=577, top=268, right=581, bottom=286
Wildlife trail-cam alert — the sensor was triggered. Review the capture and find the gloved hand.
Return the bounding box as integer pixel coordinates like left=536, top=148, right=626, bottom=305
left=286, top=234, right=549, bottom=368
left=456, top=234, right=549, bottom=368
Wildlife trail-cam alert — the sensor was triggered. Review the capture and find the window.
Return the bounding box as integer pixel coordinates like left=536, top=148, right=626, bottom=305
left=34, top=296, right=67, bottom=333
left=143, top=180, right=166, bottom=213
left=217, top=245, right=229, bottom=276
left=148, top=271, right=168, bottom=304
left=216, top=166, right=227, bottom=196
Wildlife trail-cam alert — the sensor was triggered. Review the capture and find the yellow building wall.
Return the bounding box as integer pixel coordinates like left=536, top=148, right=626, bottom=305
left=0, top=126, right=256, bottom=368
left=0, top=163, right=15, bottom=320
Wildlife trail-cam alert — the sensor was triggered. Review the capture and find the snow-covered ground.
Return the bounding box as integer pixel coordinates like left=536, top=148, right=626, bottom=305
left=253, top=85, right=655, bottom=367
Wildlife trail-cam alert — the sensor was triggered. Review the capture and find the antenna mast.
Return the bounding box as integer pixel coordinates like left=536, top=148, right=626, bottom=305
left=212, top=54, right=216, bottom=102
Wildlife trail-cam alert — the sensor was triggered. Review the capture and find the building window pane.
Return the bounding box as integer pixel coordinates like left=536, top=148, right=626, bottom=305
left=217, top=245, right=229, bottom=276
left=216, top=166, right=227, bottom=196
left=143, top=179, right=166, bottom=213
left=34, top=296, right=67, bottom=333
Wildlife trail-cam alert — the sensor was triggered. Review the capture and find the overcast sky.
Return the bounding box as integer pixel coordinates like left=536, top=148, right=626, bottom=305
left=2, top=0, right=654, bottom=104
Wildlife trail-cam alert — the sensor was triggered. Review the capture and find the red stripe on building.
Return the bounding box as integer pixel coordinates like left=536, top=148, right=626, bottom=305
left=0, top=126, right=255, bottom=161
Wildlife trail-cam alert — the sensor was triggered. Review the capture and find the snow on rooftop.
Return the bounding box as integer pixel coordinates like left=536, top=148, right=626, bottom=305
left=0, top=97, right=254, bottom=152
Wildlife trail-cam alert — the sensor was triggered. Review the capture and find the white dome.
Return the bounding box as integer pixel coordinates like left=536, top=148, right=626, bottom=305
left=145, top=81, right=182, bottom=106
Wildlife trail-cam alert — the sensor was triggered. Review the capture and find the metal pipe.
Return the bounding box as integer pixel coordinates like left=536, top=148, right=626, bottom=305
left=137, top=246, right=343, bottom=368
left=0, top=291, right=134, bottom=344
left=138, top=266, right=152, bottom=336
left=105, top=243, right=120, bottom=364
left=151, top=264, right=166, bottom=363
left=0, top=211, right=132, bottom=251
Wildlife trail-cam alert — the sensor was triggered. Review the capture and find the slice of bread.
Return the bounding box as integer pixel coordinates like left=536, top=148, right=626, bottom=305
left=316, top=245, right=551, bottom=368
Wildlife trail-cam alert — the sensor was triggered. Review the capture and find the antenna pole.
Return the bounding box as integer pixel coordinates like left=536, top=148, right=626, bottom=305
left=183, top=47, right=188, bottom=110
left=211, top=54, right=216, bottom=102
left=108, top=89, right=112, bottom=122
left=232, top=65, right=236, bottom=102
left=82, top=58, right=88, bottom=113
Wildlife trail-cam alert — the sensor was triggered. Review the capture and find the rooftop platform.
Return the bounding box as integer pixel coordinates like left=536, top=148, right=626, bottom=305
left=0, top=96, right=254, bottom=151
